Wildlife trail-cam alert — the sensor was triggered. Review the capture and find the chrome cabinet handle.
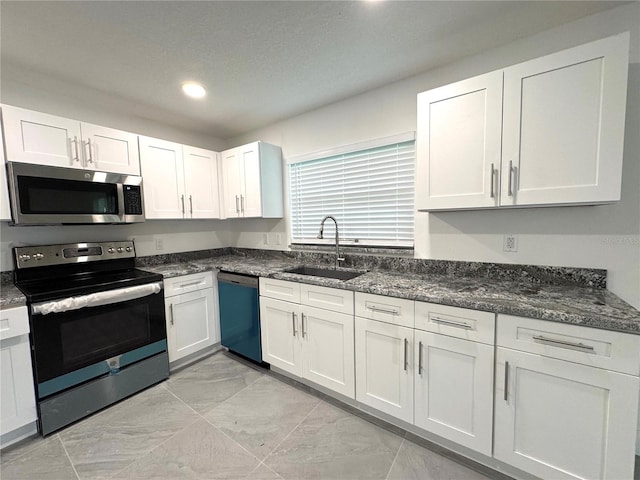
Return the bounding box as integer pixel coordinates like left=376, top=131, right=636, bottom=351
left=181, top=194, right=185, bottom=214
left=430, top=316, right=473, bottom=330
left=179, top=280, right=202, bottom=288
left=301, top=313, right=306, bottom=338
left=418, top=341, right=423, bottom=376
left=532, top=335, right=595, bottom=353
left=189, top=195, right=193, bottom=215
left=508, top=160, right=514, bottom=197
left=240, top=195, right=245, bottom=214
left=490, top=163, right=495, bottom=198
left=368, top=305, right=399, bottom=315
left=169, top=304, right=174, bottom=326
left=71, top=136, right=81, bottom=164
left=504, top=361, right=509, bottom=401
left=235, top=195, right=240, bottom=214
left=403, top=338, right=408, bottom=372
left=292, top=312, right=297, bottom=337
left=85, top=138, right=94, bottom=164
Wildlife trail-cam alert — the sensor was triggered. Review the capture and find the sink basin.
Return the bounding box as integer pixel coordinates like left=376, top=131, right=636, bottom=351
left=284, top=266, right=365, bottom=281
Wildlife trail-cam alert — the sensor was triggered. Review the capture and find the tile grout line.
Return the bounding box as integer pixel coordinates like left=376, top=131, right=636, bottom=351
left=262, top=397, right=323, bottom=464
left=56, top=432, right=81, bottom=480
left=385, top=436, right=405, bottom=480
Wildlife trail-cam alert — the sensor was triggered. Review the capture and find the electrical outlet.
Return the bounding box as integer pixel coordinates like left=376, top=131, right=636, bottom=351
left=155, top=239, right=164, bottom=251
left=503, top=234, right=518, bottom=252
left=263, top=233, right=269, bottom=245
left=275, top=233, right=281, bottom=245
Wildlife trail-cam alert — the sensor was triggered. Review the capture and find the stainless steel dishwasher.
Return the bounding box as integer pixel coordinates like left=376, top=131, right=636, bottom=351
left=217, top=272, right=263, bottom=364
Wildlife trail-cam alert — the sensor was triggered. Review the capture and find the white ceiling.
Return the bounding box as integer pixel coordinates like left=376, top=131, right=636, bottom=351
left=0, top=1, right=626, bottom=140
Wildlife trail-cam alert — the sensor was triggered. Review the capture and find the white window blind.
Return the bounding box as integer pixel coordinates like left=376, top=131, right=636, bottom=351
left=289, top=139, right=415, bottom=247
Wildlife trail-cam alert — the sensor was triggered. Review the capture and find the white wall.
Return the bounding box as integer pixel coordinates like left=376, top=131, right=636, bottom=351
left=227, top=3, right=640, bottom=309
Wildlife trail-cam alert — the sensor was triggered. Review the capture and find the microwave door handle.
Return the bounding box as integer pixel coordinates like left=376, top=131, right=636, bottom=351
left=117, top=183, right=126, bottom=221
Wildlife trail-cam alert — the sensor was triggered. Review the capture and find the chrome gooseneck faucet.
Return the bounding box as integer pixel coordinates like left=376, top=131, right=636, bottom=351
left=317, top=215, right=345, bottom=268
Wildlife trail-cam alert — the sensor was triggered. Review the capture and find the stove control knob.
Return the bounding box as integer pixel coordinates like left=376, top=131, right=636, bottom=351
left=108, top=247, right=115, bottom=254
left=125, top=246, right=132, bottom=252
left=117, top=247, right=124, bottom=253
left=19, top=254, right=31, bottom=262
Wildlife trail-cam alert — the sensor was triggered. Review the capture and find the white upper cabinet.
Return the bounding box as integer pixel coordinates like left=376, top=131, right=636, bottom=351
left=416, top=32, right=630, bottom=211
left=416, top=71, right=503, bottom=210
left=139, top=137, right=185, bottom=219
left=221, top=141, right=283, bottom=218
left=1, top=105, right=140, bottom=175
left=183, top=146, right=221, bottom=219
left=140, top=137, right=221, bottom=220
left=79, top=122, right=140, bottom=175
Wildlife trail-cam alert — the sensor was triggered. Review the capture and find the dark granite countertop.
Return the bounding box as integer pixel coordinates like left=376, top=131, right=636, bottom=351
left=137, top=253, right=640, bottom=335
left=2, top=250, right=638, bottom=334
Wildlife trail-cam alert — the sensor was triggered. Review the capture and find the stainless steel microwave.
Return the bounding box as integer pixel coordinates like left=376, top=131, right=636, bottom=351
left=7, top=162, right=145, bottom=225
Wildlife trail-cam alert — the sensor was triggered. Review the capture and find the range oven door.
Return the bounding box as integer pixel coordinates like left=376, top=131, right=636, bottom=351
left=30, top=282, right=166, bottom=399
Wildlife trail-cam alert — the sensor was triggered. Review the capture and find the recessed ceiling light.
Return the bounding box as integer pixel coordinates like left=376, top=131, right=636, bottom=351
left=181, top=82, right=206, bottom=99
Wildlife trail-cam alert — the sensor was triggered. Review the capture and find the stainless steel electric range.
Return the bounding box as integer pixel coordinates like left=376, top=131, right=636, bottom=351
left=13, top=241, right=169, bottom=436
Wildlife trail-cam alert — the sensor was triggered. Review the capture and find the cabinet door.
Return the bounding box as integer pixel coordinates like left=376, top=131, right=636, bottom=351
left=414, top=331, right=493, bottom=456
left=221, top=147, right=242, bottom=217
left=165, top=288, right=217, bottom=363
left=259, top=297, right=301, bottom=376
left=80, top=122, right=140, bottom=175
left=355, top=317, right=413, bottom=423
left=183, top=146, right=221, bottom=219
left=2, top=105, right=82, bottom=168
left=416, top=71, right=503, bottom=210
left=301, top=305, right=355, bottom=398
left=502, top=33, right=629, bottom=206
left=239, top=142, right=262, bottom=218
left=495, top=347, right=638, bottom=480
left=139, top=136, right=185, bottom=219
left=0, top=307, right=37, bottom=444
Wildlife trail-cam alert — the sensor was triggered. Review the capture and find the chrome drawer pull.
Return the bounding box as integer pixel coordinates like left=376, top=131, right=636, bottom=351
left=418, top=341, right=423, bottom=376
left=403, top=338, right=408, bottom=372
left=85, top=138, right=94, bottom=164
left=178, top=281, right=202, bottom=288
left=504, top=361, right=509, bottom=402
left=430, top=316, right=473, bottom=330
left=368, top=305, right=399, bottom=315
left=235, top=195, right=240, bottom=214
left=181, top=194, right=185, bottom=214
left=169, top=304, right=174, bottom=326
left=301, top=313, right=306, bottom=338
left=292, top=312, right=297, bottom=337
left=490, top=163, right=495, bottom=199
left=189, top=195, right=193, bottom=215
left=532, top=335, right=595, bottom=353
left=240, top=195, right=245, bottom=214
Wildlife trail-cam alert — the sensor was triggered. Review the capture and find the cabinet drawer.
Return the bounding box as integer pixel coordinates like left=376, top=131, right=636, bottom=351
left=415, top=302, right=495, bottom=345
left=0, top=306, right=29, bottom=341
left=300, top=284, right=353, bottom=315
left=259, top=278, right=301, bottom=303
left=164, top=271, right=213, bottom=297
left=355, top=292, right=414, bottom=328
left=497, top=314, right=640, bottom=376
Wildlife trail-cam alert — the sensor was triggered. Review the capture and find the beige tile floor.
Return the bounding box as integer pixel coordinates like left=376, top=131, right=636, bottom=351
left=0, top=352, right=509, bottom=479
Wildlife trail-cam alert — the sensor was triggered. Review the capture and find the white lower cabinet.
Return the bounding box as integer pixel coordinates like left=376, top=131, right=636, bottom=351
left=494, top=314, right=640, bottom=480
left=414, top=330, right=494, bottom=456
left=355, top=317, right=414, bottom=423
left=355, top=295, right=495, bottom=455
left=164, top=272, right=220, bottom=364
left=0, top=306, right=37, bottom=448
left=259, top=278, right=355, bottom=398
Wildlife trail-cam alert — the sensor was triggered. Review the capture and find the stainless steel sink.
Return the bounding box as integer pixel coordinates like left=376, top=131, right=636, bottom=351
left=284, top=266, right=365, bottom=281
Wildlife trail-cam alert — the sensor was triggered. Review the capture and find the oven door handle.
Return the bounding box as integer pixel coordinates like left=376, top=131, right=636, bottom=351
left=31, top=282, right=163, bottom=316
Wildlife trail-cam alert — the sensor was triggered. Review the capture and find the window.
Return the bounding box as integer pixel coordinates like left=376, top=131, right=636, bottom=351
left=288, top=135, right=415, bottom=247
